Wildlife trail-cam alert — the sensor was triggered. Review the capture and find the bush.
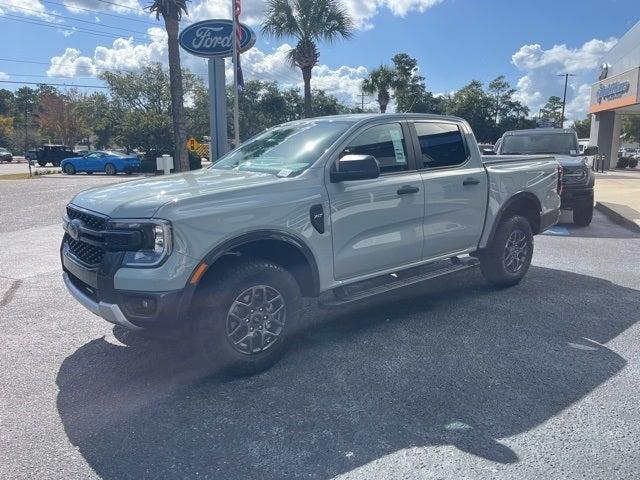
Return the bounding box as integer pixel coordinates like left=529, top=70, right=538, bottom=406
left=617, top=157, right=630, bottom=168
left=629, top=158, right=638, bottom=169
left=139, top=151, right=202, bottom=173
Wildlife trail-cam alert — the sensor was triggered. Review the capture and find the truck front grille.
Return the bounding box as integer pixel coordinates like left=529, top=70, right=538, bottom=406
left=65, top=206, right=108, bottom=266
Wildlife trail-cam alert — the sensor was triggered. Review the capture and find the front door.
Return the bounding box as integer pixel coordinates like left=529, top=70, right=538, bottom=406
left=326, top=122, right=425, bottom=281
left=410, top=121, right=487, bottom=258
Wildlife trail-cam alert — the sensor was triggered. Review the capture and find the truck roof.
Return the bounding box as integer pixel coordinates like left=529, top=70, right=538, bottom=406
left=503, top=128, right=576, bottom=136
left=284, top=113, right=468, bottom=126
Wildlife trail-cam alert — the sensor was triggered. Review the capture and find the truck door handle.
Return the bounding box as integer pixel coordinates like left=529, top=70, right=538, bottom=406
left=397, top=186, right=420, bottom=195
left=463, top=177, right=480, bottom=186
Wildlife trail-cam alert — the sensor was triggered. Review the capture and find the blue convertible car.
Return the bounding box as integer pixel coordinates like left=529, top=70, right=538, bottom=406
left=61, top=151, right=141, bottom=175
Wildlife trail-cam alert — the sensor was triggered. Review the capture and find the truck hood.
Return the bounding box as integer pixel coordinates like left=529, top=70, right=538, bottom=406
left=552, top=154, right=588, bottom=168
left=70, top=168, right=284, bottom=218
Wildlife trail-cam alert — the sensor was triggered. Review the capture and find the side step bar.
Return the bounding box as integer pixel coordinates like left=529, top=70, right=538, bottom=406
left=318, top=256, right=479, bottom=309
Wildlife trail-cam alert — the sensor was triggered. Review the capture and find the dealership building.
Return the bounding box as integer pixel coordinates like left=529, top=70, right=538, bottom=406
left=590, top=21, right=640, bottom=169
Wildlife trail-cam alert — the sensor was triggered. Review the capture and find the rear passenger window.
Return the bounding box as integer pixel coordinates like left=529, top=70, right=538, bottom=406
left=341, top=123, right=409, bottom=174
left=415, top=122, right=468, bottom=169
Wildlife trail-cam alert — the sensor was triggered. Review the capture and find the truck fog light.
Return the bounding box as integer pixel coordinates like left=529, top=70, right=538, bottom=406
left=125, top=296, right=157, bottom=316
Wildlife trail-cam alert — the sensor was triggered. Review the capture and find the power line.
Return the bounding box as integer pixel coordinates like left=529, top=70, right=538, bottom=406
left=0, top=79, right=108, bottom=88
left=94, top=0, right=145, bottom=13
left=1, top=14, right=148, bottom=42
left=42, top=0, right=157, bottom=26
left=0, top=2, right=152, bottom=36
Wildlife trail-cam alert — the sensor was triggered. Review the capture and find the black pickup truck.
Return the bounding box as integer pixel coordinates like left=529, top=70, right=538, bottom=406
left=36, top=145, right=77, bottom=167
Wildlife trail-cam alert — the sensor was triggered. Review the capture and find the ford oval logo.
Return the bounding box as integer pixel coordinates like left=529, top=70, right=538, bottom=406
left=66, top=218, right=83, bottom=241
left=179, top=19, right=256, bottom=58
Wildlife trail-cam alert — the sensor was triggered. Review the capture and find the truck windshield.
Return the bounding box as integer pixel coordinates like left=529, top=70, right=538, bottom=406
left=212, top=120, right=351, bottom=176
left=501, top=133, right=578, bottom=155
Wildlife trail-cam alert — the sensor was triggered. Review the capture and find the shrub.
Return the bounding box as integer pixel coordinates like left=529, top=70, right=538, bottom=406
left=617, top=157, right=630, bottom=168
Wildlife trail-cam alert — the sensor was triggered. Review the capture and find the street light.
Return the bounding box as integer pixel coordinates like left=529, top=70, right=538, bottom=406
left=557, top=73, right=576, bottom=129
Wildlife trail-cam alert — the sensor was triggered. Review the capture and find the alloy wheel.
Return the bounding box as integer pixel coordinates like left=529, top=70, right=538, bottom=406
left=225, top=285, right=286, bottom=355
left=503, top=229, right=529, bottom=273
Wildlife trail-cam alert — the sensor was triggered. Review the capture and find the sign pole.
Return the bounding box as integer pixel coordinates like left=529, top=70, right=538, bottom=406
left=208, top=57, right=228, bottom=161
left=231, top=0, right=241, bottom=148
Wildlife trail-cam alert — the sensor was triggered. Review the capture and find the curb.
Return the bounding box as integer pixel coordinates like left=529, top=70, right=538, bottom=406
left=595, top=202, right=640, bottom=233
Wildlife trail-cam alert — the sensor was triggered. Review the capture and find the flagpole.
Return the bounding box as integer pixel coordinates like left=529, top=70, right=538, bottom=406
left=231, top=0, right=240, bottom=148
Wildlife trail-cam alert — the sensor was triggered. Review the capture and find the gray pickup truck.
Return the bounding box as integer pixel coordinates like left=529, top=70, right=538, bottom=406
left=61, top=114, right=561, bottom=373
left=496, top=128, right=596, bottom=226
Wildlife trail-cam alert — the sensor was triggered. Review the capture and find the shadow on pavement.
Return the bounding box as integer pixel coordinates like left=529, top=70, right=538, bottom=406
left=56, top=267, right=638, bottom=479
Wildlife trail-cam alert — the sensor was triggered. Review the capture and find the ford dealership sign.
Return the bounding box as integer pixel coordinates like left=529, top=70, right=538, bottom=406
left=179, top=19, right=256, bottom=58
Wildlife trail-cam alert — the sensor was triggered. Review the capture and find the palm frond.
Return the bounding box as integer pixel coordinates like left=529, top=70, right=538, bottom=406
left=262, top=0, right=301, bottom=38
left=146, top=0, right=189, bottom=20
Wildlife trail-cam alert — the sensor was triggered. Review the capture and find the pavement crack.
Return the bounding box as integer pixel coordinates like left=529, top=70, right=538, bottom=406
left=0, top=279, right=22, bottom=308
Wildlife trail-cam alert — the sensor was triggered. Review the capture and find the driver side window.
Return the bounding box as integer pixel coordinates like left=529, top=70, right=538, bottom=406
left=341, top=123, right=409, bottom=174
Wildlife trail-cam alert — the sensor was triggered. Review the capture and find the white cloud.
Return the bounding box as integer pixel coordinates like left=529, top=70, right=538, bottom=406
left=0, top=72, right=9, bottom=80
left=511, top=38, right=617, bottom=121
left=188, top=0, right=444, bottom=30
left=62, top=0, right=144, bottom=15
left=47, top=27, right=167, bottom=77
left=0, top=0, right=48, bottom=19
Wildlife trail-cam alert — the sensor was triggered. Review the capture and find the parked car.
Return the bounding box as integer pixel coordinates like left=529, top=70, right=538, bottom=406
left=35, top=145, right=76, bottom=167
left=61, top=114, right=561, bottom=374
left=24, top=149, right=38, bottom=163
left=0, top=147, right=13, bottom=163
left=60, top=150, right=141, bottom=175
left=496, top=128, right=595, bottom=226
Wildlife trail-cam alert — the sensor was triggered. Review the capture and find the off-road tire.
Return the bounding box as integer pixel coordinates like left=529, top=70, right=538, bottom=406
left=104, top=163, right=117, bottom=175
left=190, top=260, right=302, bottom=376
left=479, top=215, right=533, bottom=287
left=63, top=164, right=76, bottom=175
left=572, top=202, right=593, bottom=226
left=37, top=160, right=47, bottom=167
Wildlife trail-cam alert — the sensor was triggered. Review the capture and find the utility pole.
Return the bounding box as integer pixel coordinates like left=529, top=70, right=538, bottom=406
left=557, top=73, right=576, bottom=129
left=24, top=108, right=32, bottom=177
left=354, top=90, right=370, bottom=111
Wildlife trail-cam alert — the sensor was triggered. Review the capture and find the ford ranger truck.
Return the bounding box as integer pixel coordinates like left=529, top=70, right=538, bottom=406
left=61, top=114, right=561, bottom=374
left=496, top=128, right=596, bottom=226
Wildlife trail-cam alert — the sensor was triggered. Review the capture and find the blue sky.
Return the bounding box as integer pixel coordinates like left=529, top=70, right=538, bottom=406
left=0, top=0, right=637, bottom=120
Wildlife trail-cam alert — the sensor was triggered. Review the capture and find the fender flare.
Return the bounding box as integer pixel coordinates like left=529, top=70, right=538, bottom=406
left=484, top=191, right=542, bottom=246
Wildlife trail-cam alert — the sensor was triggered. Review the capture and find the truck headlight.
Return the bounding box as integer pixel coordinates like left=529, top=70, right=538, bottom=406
left=106, top=219, right=172, bottom=267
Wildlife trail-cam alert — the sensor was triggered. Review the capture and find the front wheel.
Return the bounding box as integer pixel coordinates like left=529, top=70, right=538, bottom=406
left=104, top=163, right=117, bottom=175
left=479, top=215, right=533, bottom=287
left=37, top=161, right=47, bottom=167
left=190, top=260, right=302, bottom=376
left=573, top=202, right=593, bottom=226
left=63, top=164, right=76, bottom=175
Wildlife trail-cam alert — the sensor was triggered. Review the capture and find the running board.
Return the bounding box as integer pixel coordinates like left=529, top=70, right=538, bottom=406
left=318, top=256, right=479, bottom=309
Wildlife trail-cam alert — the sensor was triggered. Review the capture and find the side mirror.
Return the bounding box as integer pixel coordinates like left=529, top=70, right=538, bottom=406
left=583, top=146, right=599, bottom=156
left=331, top=154, right=380, bottom=182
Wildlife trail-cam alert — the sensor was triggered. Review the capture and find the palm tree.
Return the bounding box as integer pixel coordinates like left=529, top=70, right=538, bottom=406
left=147, top=0, right=189, bottom=171
left=262, top=0, right=353, bottom=118
left=362, top=65, right=396, bottom=113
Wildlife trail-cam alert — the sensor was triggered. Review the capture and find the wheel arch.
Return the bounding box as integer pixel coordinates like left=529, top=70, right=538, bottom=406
left=189, top=230, right=320, bottom=300
left=485, top=191, right=542, bottom=246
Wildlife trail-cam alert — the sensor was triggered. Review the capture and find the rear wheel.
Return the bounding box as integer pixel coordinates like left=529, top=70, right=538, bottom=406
left=572, top=202, right=593, bottom=226
left=190, top=260, right=302, bottom=376
left=479, top=215, right=533, bottom=287
left=37, top=160, right=47, bottom=167
left=104, top=163, right=117, bottom=175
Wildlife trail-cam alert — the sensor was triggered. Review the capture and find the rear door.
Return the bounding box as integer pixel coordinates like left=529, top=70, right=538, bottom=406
left=326, top=121, right=425, bottom=280
left=409, top=121, right=487, bottom=259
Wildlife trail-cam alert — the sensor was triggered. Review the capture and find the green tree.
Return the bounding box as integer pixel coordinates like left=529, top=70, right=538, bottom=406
left=621, top=115, right=640, bottom=144
left=572, top=117, right=592, bottom=139
left=76, top=92, right=115, bottom=149
left=541, top=95, right=565, bottom=127
left=362, top=65, right=396, bottom=113
left=38, top=89, right=89, bottom=146
left=487, top=75, right=515, bottom=124
left=445, top=80, right=494, bottom=141
left=262, top=0, right=354, bottom=118
left=147, top=0, right=189, bottom=171
left=0, top=89, right=14, bottom=116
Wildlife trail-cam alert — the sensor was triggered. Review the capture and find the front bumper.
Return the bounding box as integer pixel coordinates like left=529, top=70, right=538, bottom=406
left=561, top=186, right=594, bottom=210
left=62, top=243, right=191, bottom=330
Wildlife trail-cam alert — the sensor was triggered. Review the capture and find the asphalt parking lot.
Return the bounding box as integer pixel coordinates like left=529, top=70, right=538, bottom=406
left=1, top=175, right=639, bottom=479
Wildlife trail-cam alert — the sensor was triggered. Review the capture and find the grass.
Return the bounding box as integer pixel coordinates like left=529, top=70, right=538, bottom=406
left=0, top=173, right=34, bottom=180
